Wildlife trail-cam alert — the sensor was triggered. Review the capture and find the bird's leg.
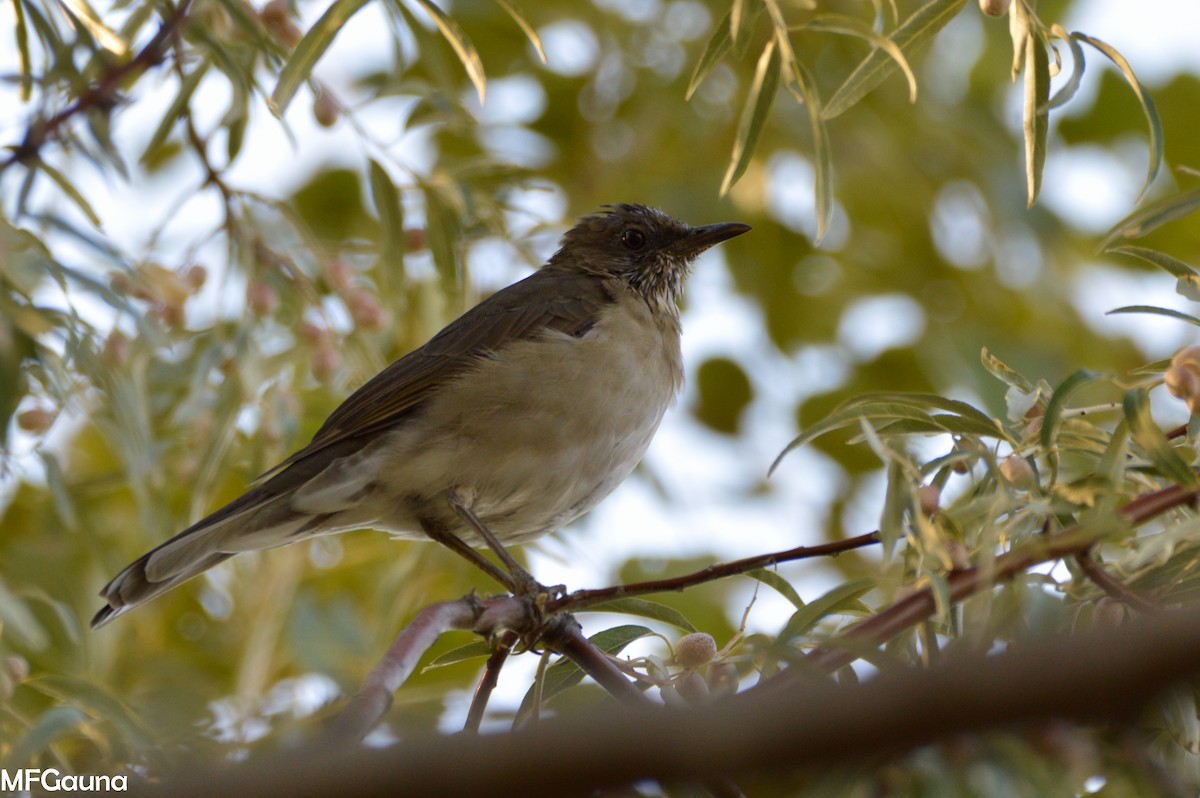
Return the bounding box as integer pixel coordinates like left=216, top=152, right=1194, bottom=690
left=447, top=488, right=543, bottom=597
left=419, top=518, right=519, bottom=594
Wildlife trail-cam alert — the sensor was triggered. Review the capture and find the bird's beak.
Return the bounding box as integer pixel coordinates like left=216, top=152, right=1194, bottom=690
left=677, top=222, right=752, bottom=258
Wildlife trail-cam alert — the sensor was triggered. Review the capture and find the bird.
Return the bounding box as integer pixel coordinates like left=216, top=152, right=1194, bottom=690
left=91, top=204, right=750, bottom=628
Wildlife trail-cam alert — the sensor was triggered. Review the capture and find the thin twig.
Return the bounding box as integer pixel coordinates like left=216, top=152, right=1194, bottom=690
left=464, top=635, right=513, bottom=733
left=1075, top=550, right=1161, bottom=614
left=3, top=0, right=195, bottom=172
left=549, top=531, right=881, bottom=614
left=543, top=614, right=651, bottom=707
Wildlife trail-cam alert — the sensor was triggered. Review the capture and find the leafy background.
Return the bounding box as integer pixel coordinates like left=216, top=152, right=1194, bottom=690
left=3, top=0, right=1200, bottom=792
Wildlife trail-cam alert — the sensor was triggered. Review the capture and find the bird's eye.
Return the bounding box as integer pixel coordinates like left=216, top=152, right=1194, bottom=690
left=621, top=229, right=646, bottom=250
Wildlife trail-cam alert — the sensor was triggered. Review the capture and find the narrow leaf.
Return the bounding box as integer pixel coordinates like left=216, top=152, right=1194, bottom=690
left=746, top=569, right=805, bottom=610
left=878, top=459, right=907, bottom=561
left=368, top=159, right=406, bottom=281
left=721, top=38, right=781, bottom=196
left=35, top=160, right=101, bottom=228
left=271, top=0, right=371, bottom=115
left=1044, top=24, right=1084, bottom=111
left=517, top=625, right=653, bottom=715
left=686, top=12, right=732, bottom=100
left=494, top=0, right=545, bottom=62
left=12, top=0, right=33, bottom=101
left=1107, top=245, right=1198, bottom=278
left=788, top=59, right=833, bottom=243
left=1075, top=32, right=1163, bottom=200
left=730, top=0, right=753, bottom=48
left=58, top=0, right=126, bottom=54
left=422, top=185, right=462, bottom=294
left=425, top=640, right=492, bottom=669
left=981, top=347, right=1036, bottom=394
left=141, top=63, right=209, bottom=164
left=770, top=392, right=1002, bottom=475
left=413, top=0, right=487, bottom=104
left=1041, top=369, right=1102, bottom=452
left=1106, top=306, right=1200, bottom=326
left=1124, top=388, right=1197, bottom=488
left=779, top=579, right=874, bottom=643
left=585, top=598, right=698, bottom=632
left=824, top=0, right=967, bottom=120
left=806, top=13, right=917, bottom=103
left=5, top=707, right=86, bottom=767
left=1100, top=187, right=1200, bottom=250
left=1023, top=29, right=1050, bottom=206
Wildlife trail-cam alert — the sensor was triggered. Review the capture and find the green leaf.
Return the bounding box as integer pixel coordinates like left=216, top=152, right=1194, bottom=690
left=26, top=674, right=158, bottom=747
left=730, top=0, right=754, bottom=49
left=271, top=0, right=371, bottom=115
left=746, top=568, right=805, bottom=610
left=494, top=0, right=545, bottom=62
left=35, top=159, right=101, bottom=228
left=584, top=598, right=698, bottom=632
left=1044, top=25, right=1085, bottom=111
left=516, top=625, right=653, bottom=716
left=1041, top=369, right=1103, bottom=453
left=12, top=0, right=32, bottom=101
left=140, top=63, right=209, bottom=165
left=4, top=707, right=86, bottom=768
left=1107, top=246, right=1198, bottom=279
left=686, top=12, right=732, bottom=100
left=1100, top=187, right=1200, bottom=250
left=1074, top=32, right=1163, bottom=201
left=981, top=347, right=1036, bottom=394
left=422, top=185, right=462, bottom=295
left=425, top=640, right=493, bottom=669
left=771, top=393, right=1003, bottom=475
left=823, top=0, right=967, bottom=120
left=1106, top=306, right=1200, bottom=327
left=226, top=113, right=247, bottom=163
left=368, top=159, right=406, bottom=288
left=720, top=38, right=781, bottom=196
left=787, top=59, right=833, bottom=243
left=778, top=579, right=875, bottom=643
left=412, top=0, right=487, bottom=104
left=1124, top=388, right=1198, bottom=488
left=879, top=459, right=908, bottom=561
left=806, top=13, right=917, bottom=103
left=1022, top=28, right=1050, bottom=206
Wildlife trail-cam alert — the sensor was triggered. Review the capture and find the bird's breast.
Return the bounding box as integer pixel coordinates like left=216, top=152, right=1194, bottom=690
left=375, top=289, right=684, bottom=542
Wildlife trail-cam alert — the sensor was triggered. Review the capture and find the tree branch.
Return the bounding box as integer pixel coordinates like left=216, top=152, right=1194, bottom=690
left=134, top=605, right=1200, bottom=798
left=1075, top=550, right=1161, bottom=614
left=549, top=531, right=881, bottom=614
left=2, top=0, right=195, bottom=172
left=799, top=481, right=1200, bottom=674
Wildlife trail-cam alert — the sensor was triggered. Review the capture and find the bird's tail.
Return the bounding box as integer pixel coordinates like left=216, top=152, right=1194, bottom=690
left=91, top=547, right=234, bottom=628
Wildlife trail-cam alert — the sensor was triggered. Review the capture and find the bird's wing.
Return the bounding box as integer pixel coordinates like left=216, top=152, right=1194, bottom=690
left=273, top=267, right=616, bottom=474
left=90, top=269, right=617, bottom=628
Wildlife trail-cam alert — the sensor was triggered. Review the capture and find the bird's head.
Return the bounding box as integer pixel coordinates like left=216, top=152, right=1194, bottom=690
left=548, top=204, right=750, bottom=309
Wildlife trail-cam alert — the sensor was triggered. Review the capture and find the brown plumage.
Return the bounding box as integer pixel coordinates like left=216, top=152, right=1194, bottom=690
left=92, top=204, right=749, bottom=628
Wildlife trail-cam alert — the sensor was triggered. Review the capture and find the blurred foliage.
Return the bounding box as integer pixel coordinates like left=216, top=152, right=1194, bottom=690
left=3, top=0, right=1200, bottom=793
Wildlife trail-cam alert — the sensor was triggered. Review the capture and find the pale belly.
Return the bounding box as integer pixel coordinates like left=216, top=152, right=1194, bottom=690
left=298, top=295, right=684, bottom=545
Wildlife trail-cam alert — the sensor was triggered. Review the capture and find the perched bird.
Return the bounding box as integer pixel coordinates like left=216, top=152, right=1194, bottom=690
left=92, top=204, right=750, bottom=628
